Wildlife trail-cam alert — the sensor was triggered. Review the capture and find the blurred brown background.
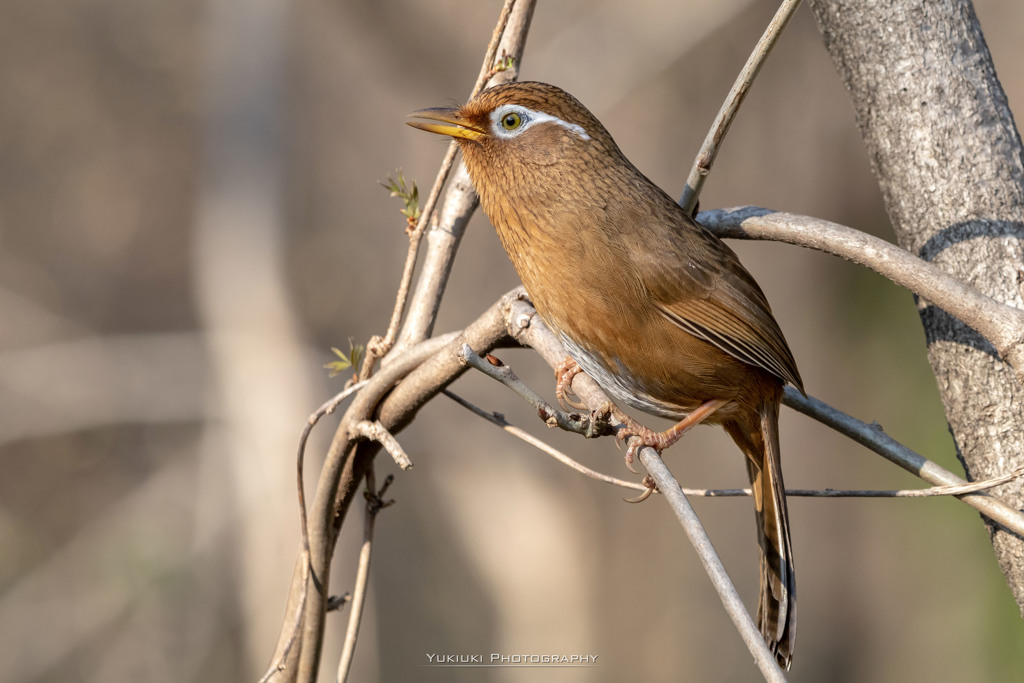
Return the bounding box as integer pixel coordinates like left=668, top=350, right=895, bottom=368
left=2, top=0, right=1023, bottom=681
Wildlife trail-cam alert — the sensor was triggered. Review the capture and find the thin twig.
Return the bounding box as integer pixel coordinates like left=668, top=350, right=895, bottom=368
left=337, top=469, right=395, bottom=683
left=638, top=448, right=788, bottom=682
left=299, top=380, right=370, bottom=551
left=782, top=387, right=1024, bottom=534
left=469, top=0, right=518, bottom=99
left=299, top=381, right=371, bottom=616
left=352, top=420, right=413, bottom=470
left=679, top=0, right=803, bottom=216
left=257, top=557, right=307, bottom=683
left=698, top=206, right=1024, bottom=385
left=259, top=379, right=371, bottom=683
left=294, top=292, right=521, bottom=682
left=444, top=386, right=1024, bottom=499
left=288, top=332, right=458, bottom=682
left=393, top=0, right=536, bottom=352
left=456, top=344, right=608, bottom=437
left=443, top=389, right=644, bottom=491
left=364, top=142, right=459, bottom=378
left=784, top=467, right=1024, bottom=497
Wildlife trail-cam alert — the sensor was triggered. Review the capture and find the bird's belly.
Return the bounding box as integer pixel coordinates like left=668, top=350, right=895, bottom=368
left=556, top=331, right=704, bottom=421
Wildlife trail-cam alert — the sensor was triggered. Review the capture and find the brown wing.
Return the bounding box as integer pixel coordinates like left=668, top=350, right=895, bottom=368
left=634, top=213, right=804, bottom=392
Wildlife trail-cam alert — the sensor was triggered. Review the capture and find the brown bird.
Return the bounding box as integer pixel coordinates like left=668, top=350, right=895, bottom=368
left=408, top=81, right=802, bottom=669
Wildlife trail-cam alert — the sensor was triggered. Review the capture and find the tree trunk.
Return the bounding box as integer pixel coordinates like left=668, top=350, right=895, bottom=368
left=808, top=0, right=1024, bottom=612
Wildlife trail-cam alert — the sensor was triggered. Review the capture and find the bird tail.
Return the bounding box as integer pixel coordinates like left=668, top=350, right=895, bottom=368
left=728, top=396, right=797, bottom=670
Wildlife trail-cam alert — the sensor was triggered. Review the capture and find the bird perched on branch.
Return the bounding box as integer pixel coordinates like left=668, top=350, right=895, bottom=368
left=408, top=81, right=802, bottom=669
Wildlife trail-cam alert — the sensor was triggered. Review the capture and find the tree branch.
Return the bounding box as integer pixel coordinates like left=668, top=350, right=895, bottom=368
left=443, top=389, right=644, bottom=492
left=351, top=420, right=413, bottom=470
left=336, top=469, right=394, bottom=683
left=782, top=388, right=1024, bottom=534
left=455, top=344, right=609, bottom=437
left=699, top=207, right=1024, bottom=384
left=362, top=144, right=457, bottom=375
left=393, top=0, right=537, bottom=352
left=287, top=293, right=518, bottom=682
left=265, top=333, right=455, bottom=682
left=679, top=0, right=803, bottom=216
left=368, top=0, right=535, bottom=371
left=637, top=447, right=787, bottom=682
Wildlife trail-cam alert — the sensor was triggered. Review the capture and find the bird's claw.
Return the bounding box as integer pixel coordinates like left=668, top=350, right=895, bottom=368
left=554, top=357, right=586, bottom=411
left=623, top=442, right=640, bottom=474
left=561, top=395, right=587, bottom=411
left=624, top=475, right=658, bottom=503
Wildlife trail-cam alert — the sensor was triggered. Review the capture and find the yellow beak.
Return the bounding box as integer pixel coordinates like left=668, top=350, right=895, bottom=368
left=406, top=107, right=486, bottom=142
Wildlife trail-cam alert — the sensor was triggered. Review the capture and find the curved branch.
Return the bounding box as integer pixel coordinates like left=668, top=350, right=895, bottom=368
left=292, top=293, right=518, bottom=682
left=266, top=333, right=455, bottom=682
left=699, top=206, right=1024, bottom=383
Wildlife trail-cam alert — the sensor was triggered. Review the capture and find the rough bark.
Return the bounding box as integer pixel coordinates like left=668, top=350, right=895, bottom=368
left=808, top=0, right=1024, bottom=612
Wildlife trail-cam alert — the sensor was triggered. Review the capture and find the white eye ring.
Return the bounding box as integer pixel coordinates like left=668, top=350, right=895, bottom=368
left=489, top=105, right=591, bottom=141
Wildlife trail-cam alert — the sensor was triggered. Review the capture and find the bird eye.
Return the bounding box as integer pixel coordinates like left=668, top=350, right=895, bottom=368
left=501, top=112, right=522, bottom=130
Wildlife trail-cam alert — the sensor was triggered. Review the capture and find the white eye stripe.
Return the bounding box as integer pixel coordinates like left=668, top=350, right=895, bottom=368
left=490, top=105, right=591, bottom=141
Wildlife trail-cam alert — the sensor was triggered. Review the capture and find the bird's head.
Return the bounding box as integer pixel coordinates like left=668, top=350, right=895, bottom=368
left=407, top=82, right=619, bottom=171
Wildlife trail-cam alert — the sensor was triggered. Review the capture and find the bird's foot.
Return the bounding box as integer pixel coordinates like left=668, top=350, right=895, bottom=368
left=614, top=416, right=672, bottom=473
left=554, top=357, right=587, bottom=410
left=614, top=398, right=732, bottom=473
